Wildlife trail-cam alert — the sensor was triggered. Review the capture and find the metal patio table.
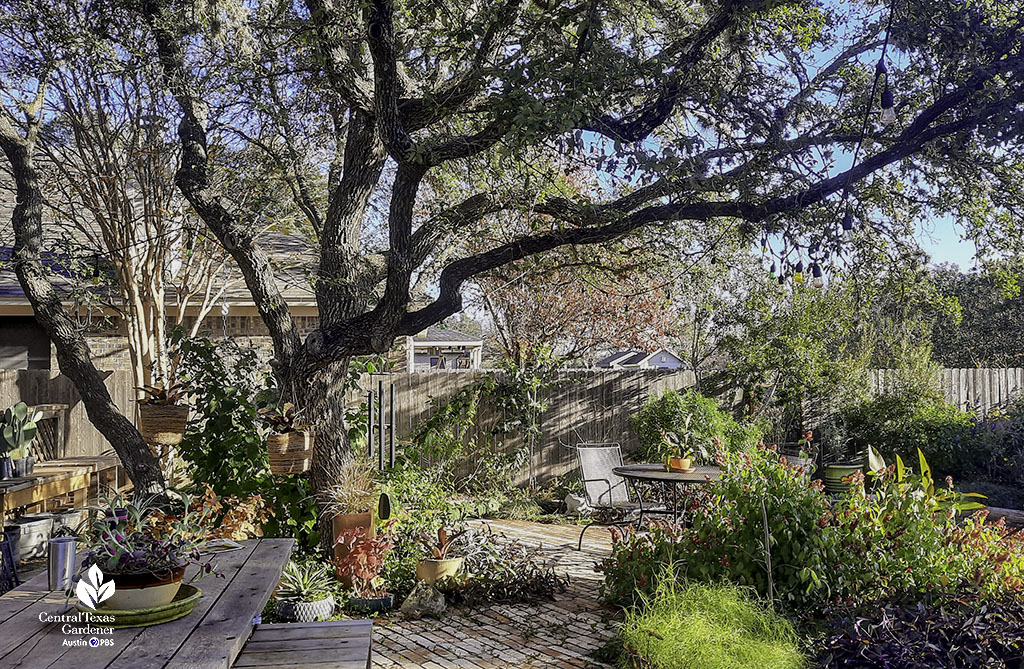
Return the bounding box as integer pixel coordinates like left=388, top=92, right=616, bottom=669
left=612, top=463, right=721, bottom=523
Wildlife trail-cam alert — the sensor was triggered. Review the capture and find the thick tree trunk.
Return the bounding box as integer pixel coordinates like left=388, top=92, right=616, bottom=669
left=1, top=126, right=167, bottom=497
left=289, top=359, right=358, bottom=552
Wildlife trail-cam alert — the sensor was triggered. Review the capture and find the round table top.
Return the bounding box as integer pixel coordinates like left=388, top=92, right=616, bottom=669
left=613, top=463, right=722, bottom=484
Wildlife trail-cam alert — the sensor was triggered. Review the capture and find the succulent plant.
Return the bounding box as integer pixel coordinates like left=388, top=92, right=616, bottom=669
left=1, top=402, right=42, bottom=455
left=277, top=560, right=336, bottom=602
left=137, top=381, right=190, bottom=405
left=416, top=526, right=468, bottom=560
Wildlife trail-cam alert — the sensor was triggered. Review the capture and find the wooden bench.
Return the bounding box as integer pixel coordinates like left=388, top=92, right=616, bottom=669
left=0, top=455, right=127, bottom=519
left=234, top=620, right=373, bottom=669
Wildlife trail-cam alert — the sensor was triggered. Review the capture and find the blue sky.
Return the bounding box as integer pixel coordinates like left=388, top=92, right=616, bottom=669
left=917, top=217, right=978, bottom=270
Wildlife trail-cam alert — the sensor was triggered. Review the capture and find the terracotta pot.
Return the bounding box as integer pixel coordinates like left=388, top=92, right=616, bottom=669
left=105, top=565, right=186, bottom=610
left=416, top=557, right=463, bottom=585
left=266, top=430, right=312, bottom=474
left=332, top=509, right=376, bottom=587
left=138, top=404, right=189, bottom=447
left=667, top=456, right=692, bottom=472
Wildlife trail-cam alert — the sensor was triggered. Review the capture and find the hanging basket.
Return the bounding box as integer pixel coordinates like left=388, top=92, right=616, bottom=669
left=138, top=404, right=189, bottom=447
left=267, top=430, right=312, bottom=474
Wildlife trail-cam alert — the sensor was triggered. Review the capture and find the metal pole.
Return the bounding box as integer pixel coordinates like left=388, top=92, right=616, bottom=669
left=389, top=382, right=396, bottom=468
left=367, top=390, right=374, bottom=460
left=378, top=379, right=385, bottom=470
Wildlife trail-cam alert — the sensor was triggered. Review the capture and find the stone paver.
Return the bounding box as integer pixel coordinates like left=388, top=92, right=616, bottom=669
left=372, top=519, right=618, bottom=668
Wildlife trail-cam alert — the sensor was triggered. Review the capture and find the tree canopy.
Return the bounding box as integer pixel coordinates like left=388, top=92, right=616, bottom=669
left=2, top=0, right=1023, bottom=496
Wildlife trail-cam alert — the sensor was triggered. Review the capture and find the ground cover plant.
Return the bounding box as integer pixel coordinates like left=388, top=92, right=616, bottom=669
left=618, top=579, right=805, bottom=669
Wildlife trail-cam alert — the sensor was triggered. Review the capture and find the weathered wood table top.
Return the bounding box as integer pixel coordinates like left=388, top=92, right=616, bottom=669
left=0, top=537, right=294, bottom=669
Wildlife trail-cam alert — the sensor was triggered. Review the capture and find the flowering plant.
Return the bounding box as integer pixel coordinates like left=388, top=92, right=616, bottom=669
left=81, top=490, right=218, bottom=580
left=333, top=520, right=395, bottom=598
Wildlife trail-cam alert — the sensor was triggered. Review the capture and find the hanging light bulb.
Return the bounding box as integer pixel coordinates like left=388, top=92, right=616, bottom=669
left=760, top=237, right=768, bottom=254
left=91, top=256, right=101, bottom=285
left=880, top=82, right=896, bottom=126
left=841, top=210, right=856, bottom=242
left=769, top=262, right=777, bottom=279
left=793, top=261, right=805, bottom=284
left=812, top=263, right=824, bottom=288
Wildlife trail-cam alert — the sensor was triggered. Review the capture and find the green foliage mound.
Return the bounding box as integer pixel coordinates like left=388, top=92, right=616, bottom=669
left=630, top=388, right=761, bottom=462
left=620, top=580, right=804, bottom=669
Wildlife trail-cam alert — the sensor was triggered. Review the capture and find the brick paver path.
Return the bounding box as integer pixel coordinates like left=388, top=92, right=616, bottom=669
left=372, top=519, right=618, bottom=668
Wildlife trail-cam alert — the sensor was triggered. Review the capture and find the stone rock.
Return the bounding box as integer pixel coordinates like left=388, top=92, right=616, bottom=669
left=565, top=493, right=590, bottom=516
left=400, top=581, right=446, bottom=619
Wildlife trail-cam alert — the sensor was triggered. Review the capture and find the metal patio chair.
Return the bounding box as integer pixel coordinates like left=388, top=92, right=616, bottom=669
left=574, top=442, right=644, bottom=550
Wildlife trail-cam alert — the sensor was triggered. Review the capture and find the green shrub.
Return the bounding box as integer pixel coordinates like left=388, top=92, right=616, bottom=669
left=630, top=389, right=761, bottom=462
left=840, top=392, right=976, bottom=471
left=601, top=447, right=1024, bottom=615
left=619, top=579, right=805, bottom=669
left=171, top=333, right=321, bottom=550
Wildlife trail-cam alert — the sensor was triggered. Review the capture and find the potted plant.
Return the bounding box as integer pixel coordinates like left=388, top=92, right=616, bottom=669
left=663, top=416, right=708, bottom=473
left=333, top=521, right=395, bottom=612
left=415, top=527, right=467, bottom=585
left=321, top=458, right=379, bottom=562
left=137, top=381, right=190, bottom=451
left=259, top=403, right=312, bottom=474
left=79, top=490, right=217, bottom=611
left=275, top=560, right=337, bottom=622
left=2, top=402, right=41, bottom=478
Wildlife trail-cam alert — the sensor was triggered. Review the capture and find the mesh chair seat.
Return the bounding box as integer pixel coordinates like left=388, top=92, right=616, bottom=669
left=577, top=443, right=632, bottom=508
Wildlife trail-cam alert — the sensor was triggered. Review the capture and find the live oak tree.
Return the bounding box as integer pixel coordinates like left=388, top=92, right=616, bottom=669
left=3, top=0, right=1024, bottom=512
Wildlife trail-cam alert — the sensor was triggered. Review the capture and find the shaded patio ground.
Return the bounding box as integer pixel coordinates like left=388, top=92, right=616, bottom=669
left=371, top=519, right=618, bottom=668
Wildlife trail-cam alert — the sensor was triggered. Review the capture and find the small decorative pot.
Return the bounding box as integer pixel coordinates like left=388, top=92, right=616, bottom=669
left=0, top=457, right=11, bottom=481
left=416, top=557, right=463, bottom=585
left=11, top=458, right=28, bottom=478
left=667, top=457, right=692, bottom=473
left=824, top=463, right=862, bottom=495
left=138, top=404, right=189, bottom=447
left=24, top=455, right=34, bottom=476
left=347, top=593, right=394, bottom=614
left=277, top=595, right=336, bottom=623
left=266, top=430, right=312, bottom=474
left=105, top=565, right=186, bottom=610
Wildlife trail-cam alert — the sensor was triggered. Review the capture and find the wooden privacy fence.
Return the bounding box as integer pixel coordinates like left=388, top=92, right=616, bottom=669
left=870, top=368, right=1024, bottom=415
left=1, top=366, right=1021, bottom=484
left=0, top=369, right=136, bottom=459
left=356, top=369, right=704, bottom=484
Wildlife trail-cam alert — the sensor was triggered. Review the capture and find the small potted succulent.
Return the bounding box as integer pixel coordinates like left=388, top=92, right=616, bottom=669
left=275, top=560, right=337, bottom=622
left=415, top=527, right=467, bottom=585
left=321, top=458, right=380, bottom=562
left=2, top=402, right=41, bottom=478
left=333, top=520, right=395, bottom=612
left=79, top=490, right=217, bottom=611
left=137, top=381, right=191, bottom=451
left=259, top=403, right=312, bottom=474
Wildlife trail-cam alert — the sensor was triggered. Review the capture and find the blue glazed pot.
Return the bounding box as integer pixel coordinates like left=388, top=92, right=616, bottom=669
left=0, top=458, right=11, bottom=481
left=347, top=594, right=394, bottom=613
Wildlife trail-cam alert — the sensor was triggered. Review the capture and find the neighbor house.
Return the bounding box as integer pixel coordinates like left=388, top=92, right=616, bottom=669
left=596, top=348, right=685, bottom=369
left=404, top=326, right=484, bottom=371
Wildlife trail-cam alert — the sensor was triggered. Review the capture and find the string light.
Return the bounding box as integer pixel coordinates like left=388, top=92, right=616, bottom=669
left=793, top=261, right=805, bottom=284
left=812, top=263, right=824, bottom=288
left=841, top=209, right=856, bottom=242
left=91, top=256, right=101, bottom=285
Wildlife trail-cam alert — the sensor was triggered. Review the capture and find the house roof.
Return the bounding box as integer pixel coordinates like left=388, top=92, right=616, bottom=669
left=0, top=190, right=316, bottom=306
left=597, top=348, right=680, bottom=368
left=412, top=326, right=483, bottom=345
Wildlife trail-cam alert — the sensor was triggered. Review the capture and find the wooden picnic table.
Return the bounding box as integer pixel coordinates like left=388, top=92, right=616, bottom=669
left=0, top=537, right=294, bottom=669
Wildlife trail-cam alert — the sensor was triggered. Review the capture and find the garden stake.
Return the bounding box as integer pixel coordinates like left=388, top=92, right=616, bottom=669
left=760, top=497, right=775, bottom=607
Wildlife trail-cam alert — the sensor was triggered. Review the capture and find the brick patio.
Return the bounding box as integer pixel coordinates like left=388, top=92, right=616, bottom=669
left=371, top=519, right=619, bottom=668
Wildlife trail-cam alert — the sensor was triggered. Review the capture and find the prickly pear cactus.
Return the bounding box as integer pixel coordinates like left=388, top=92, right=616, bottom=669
left=1, top=402, right=42, bottom=453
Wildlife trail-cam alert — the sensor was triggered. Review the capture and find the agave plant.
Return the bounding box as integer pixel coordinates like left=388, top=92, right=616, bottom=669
left=1, top=402, right=42, bottom=455
left=277, top=561, right=336, bottom=602
left=416, top=527, right=468, bottom=560
left=137, top=381, right=190, bottom=406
